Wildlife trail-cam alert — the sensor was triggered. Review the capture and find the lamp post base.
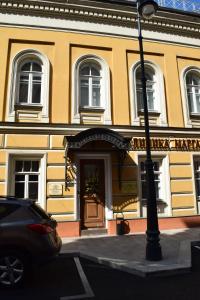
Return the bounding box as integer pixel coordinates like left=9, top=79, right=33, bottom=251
left=146, top=230, right=162, bottom=261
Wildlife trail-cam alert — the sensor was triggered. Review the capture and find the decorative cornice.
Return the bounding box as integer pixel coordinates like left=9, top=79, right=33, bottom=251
left=0, top=0, right=199, bottom=38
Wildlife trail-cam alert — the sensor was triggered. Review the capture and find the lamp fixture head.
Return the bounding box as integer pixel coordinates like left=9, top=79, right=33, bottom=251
left=138, top=0, right=158, bottom=19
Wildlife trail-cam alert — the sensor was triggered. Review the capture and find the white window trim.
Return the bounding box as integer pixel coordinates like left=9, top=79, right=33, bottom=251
left=137, top=153, right=171, bottom=217
left=6, top=152, right=47, bottom=209
left=192, top=154, right=200, bottom=214
left=180, top=66, right=200, bottom=127
left=7, top=49, right=50, bottom=122
left=130, top=60, right=167, bottom=126
left=72, top=54, right=111, bottom=124
left=75, top=153, right=112, bottom=226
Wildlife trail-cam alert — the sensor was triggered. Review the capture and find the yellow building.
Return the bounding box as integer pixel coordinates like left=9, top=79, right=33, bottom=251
left=0, top=0, right=200, bottom=236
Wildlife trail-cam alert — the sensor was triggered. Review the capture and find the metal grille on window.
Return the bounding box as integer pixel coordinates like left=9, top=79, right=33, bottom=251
left=15, top=160, right=40, bottom=200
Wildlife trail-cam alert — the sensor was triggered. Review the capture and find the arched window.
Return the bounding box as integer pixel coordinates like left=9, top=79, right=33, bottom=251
left=79, top=62, right=101, bottom=108
left=72, top=55, right=111, bottom=125
left=136, top=65, right=157, bottom=112
left=130, top=61, right=167, bottom=126
left=186, top=70, right=200, bottom=114
left=17, top=60, right=43, bottom=105
left=8, top=50, right=50, bottom=122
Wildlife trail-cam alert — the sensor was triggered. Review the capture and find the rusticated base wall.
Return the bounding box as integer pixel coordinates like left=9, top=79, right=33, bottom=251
left=57, top=216, right=200, bottom=237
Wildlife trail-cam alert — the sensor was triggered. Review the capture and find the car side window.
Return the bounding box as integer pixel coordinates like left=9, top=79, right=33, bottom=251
left=0, top=203, right=20, bottom=219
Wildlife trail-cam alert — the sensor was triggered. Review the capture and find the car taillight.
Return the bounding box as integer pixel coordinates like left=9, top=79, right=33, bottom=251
left=27, top=224, right=54, bottom=234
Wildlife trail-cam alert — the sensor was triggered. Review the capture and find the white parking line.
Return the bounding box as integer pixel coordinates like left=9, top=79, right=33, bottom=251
left=60, top=257, right=95, bottom=300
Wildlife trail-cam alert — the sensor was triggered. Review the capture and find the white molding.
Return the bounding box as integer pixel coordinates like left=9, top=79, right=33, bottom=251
left=72, top=54, right=111, bottom=125
left=0, top=13, right=200, bottom=47
left=75, top=153, right=112, bottom=227
left=7, top=48, right=50, bottom=122
left=137, top=152, right=171, bottom=217
left=130, top=60, right=167, bottom=126
left=180, top=66, right=200, bottom=128
left=6, top=151, right=47, bottom=209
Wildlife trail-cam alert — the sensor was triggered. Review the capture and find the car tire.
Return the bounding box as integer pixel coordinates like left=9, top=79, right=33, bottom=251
left=0, top=251, right=29, bottom=288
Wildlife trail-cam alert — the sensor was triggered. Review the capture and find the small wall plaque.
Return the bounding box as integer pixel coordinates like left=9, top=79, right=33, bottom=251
left=49, top=184, right=63, bottom=196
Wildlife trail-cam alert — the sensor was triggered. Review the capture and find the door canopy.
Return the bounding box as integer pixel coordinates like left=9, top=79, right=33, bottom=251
left=65, top=127, right=130, bottom=150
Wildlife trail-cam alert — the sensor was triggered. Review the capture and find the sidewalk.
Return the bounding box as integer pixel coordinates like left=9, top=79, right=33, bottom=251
left=61, top=228, right=200, bottom=277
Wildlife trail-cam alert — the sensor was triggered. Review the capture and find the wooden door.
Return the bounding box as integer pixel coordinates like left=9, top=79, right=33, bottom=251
left=80, top=159, right=105, bottom=229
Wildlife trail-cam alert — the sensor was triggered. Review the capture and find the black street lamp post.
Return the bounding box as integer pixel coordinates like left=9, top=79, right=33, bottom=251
left=137, top=0, right=162, bottom=261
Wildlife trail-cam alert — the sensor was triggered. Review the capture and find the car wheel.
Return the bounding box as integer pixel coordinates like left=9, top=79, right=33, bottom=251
left=0, top=252, right=28, bottom=288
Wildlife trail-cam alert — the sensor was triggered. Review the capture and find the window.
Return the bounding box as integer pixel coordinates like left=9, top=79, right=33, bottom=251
left=72, top=55, right=111, bottom=125
left=8, top=50, right=50, bottom=122
left=136, top=66, right=157, bottom=112
left=140, top=160, right=162, bottom=201
left=80, top=63, right=101, bottom=108
left=130, top=61, right=167, bottom=126
left=139, top=157, right=170, bottom=216
left=194, top=158, right=200, bottom=214
left=14, top=160, right=40, bottom=200
left=186, top=71, right=200, bottom=114
left=17, top=61, right=42, bottom=105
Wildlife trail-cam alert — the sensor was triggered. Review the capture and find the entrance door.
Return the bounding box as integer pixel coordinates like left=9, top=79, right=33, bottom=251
left=80, top=159, right=105, bottom=229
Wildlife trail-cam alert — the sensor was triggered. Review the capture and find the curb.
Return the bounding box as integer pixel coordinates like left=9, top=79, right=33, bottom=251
left=60, top=250, right=191, bottom=278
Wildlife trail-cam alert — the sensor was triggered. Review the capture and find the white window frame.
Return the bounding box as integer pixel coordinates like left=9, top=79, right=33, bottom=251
left=181, top=67, right=200, bottom=127
left=130, top=60, right=167, bottom=126
left=79, top=62, right=102, bottom=108
left=17, top=60, right=43, bottom=106
left=6, top=152, right=47, bottom=209
left=193, top=156, right=200, bottom=214
left=8, top=49, right=50, bottom=122
left=72, top=55, right=111, bottom=124
left=138, top=154, right=171, bottom=217
left=14, top=160, right=40, bottom=200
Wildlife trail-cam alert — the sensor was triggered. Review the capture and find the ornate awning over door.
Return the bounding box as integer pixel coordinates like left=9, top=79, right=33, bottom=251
left=64, top=127, right=131, bottom=189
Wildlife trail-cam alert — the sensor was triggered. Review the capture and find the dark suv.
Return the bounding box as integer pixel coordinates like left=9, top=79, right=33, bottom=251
left=0, top=197, right=62, bottom=288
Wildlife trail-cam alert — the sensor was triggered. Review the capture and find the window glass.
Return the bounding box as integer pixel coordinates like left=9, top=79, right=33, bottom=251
left=140, top=160, right=161, bottom=200
left=79, top=62, right=101, bottom=108
left=14, top=160, right=40, bottom=201
left=21, top=62, right=31, bottom=71
left=186, top=71, right=200, bottom=114
left=18, top=60, right=42, bottom=105
left=19, top=82, right=28, bottom=103
left=136, top=66, right=156, bottom=112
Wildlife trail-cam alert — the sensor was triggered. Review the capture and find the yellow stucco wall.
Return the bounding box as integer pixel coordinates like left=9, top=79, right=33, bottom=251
left=0, top=23, right=200, bottom=222
left=0, top=26, right=199, bottom=126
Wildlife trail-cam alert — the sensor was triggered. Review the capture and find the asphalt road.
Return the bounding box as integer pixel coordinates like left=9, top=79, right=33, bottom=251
left=1, top=253, right=200, bottom=300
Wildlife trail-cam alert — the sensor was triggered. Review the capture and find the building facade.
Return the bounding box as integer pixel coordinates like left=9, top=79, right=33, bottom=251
left=0, top=0, right=200, bottom=236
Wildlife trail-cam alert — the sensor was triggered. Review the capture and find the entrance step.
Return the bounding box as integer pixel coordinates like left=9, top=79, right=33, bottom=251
left=81, top=228, right=108, bottom=237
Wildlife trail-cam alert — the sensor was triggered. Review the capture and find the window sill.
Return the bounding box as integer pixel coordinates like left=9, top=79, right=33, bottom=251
left=79, top=106, right=105, bottom=113
left=138, top=110, right=160, bottom=116
left=15, top=104, right=43, bottom=111
left=190, top=113, right=200, bottom=119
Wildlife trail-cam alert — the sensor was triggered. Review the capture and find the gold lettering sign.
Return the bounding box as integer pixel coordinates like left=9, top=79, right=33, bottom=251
left=131, top=138, right=200, bottom=151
